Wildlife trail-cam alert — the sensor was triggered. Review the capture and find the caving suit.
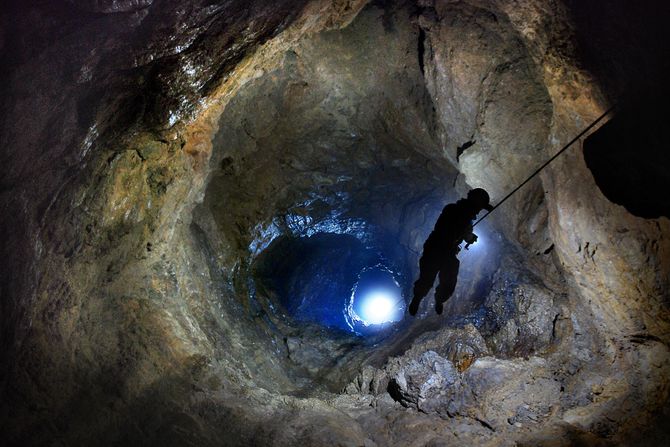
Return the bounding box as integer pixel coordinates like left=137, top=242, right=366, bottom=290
left=411, top=198, right=479, bottom=312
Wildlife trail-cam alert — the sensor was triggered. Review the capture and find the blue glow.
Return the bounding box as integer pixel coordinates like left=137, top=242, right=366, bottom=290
left=346, top=266, right=405, bottom=332
left=358, top=290, right=397, bottom=325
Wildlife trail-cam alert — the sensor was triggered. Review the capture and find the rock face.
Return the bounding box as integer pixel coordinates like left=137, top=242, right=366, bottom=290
left=386, top=351, right=561, bottom=429
left=1, top=0, right=669, bottom=446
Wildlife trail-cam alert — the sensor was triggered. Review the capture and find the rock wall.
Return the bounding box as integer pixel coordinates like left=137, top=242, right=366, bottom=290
left=1, top=0, right=668, bottom=445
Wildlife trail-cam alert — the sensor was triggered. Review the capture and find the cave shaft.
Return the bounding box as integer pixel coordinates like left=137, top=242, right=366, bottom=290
left=1, top=0, right=669, bottom=445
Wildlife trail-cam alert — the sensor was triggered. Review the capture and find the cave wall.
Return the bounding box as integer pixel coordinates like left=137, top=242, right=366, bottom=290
left=0, top=1, right=371, bottom=444
left=1, top=0, right=669, bottom=445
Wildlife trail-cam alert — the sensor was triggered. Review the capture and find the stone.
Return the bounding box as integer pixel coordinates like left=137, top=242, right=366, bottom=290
left=388, top=351, right=461, bottom=412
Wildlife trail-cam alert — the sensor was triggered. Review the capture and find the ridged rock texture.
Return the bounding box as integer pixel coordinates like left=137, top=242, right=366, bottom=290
left=1, top=0, right=669, bottom=445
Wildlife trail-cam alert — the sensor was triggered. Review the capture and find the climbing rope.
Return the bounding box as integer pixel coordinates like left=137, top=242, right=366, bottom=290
left=472, top=104, right=618, bottom=227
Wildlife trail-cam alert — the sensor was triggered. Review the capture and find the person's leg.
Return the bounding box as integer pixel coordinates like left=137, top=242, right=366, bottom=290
left=410, top=254, right=439, bottom=315
left=434, top=256, right=460, bottom=314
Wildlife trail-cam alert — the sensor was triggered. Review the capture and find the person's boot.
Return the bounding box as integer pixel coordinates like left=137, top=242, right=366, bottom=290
left=435, top=300, right=444, bottom=315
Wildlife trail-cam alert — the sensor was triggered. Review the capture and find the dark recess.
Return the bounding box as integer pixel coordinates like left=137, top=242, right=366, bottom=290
left=584, top=98, right=670, bottom=219
left=418, top=27, right=426, bottom=76
left=456, top=140, right=476, bottom=162
left=567, top=0, right=670, bottom=219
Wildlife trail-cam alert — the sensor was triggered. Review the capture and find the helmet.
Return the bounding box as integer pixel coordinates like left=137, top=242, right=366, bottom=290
left=467, top=188, right=493, bottom=211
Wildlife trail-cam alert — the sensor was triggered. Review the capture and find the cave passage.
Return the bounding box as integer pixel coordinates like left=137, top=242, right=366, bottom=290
left=254, top=233, right=406, bottom=333
left=3, top=0, right=669, bottom=445
left=200, top=3, right=520, bottom=353
left=201, top=4, right=460, bottom=344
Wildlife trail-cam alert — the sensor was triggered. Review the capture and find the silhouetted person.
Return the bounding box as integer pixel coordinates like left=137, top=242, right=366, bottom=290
left=409, top=188, right=493, bottom=316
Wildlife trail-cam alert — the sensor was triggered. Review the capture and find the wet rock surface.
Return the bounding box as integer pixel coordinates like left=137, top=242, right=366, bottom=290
left=1, top=0, right=669, bottom=445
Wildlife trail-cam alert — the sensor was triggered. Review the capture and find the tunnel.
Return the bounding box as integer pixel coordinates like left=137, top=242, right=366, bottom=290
left=1, top=0, right=669, bottom=446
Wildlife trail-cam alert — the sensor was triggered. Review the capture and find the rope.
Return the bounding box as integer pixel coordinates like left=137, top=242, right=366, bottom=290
left=472, top=104, right=617, bottom=227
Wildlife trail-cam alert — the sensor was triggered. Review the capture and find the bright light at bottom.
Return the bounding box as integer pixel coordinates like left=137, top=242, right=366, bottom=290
left=359, top=290, right=396, bottom=325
